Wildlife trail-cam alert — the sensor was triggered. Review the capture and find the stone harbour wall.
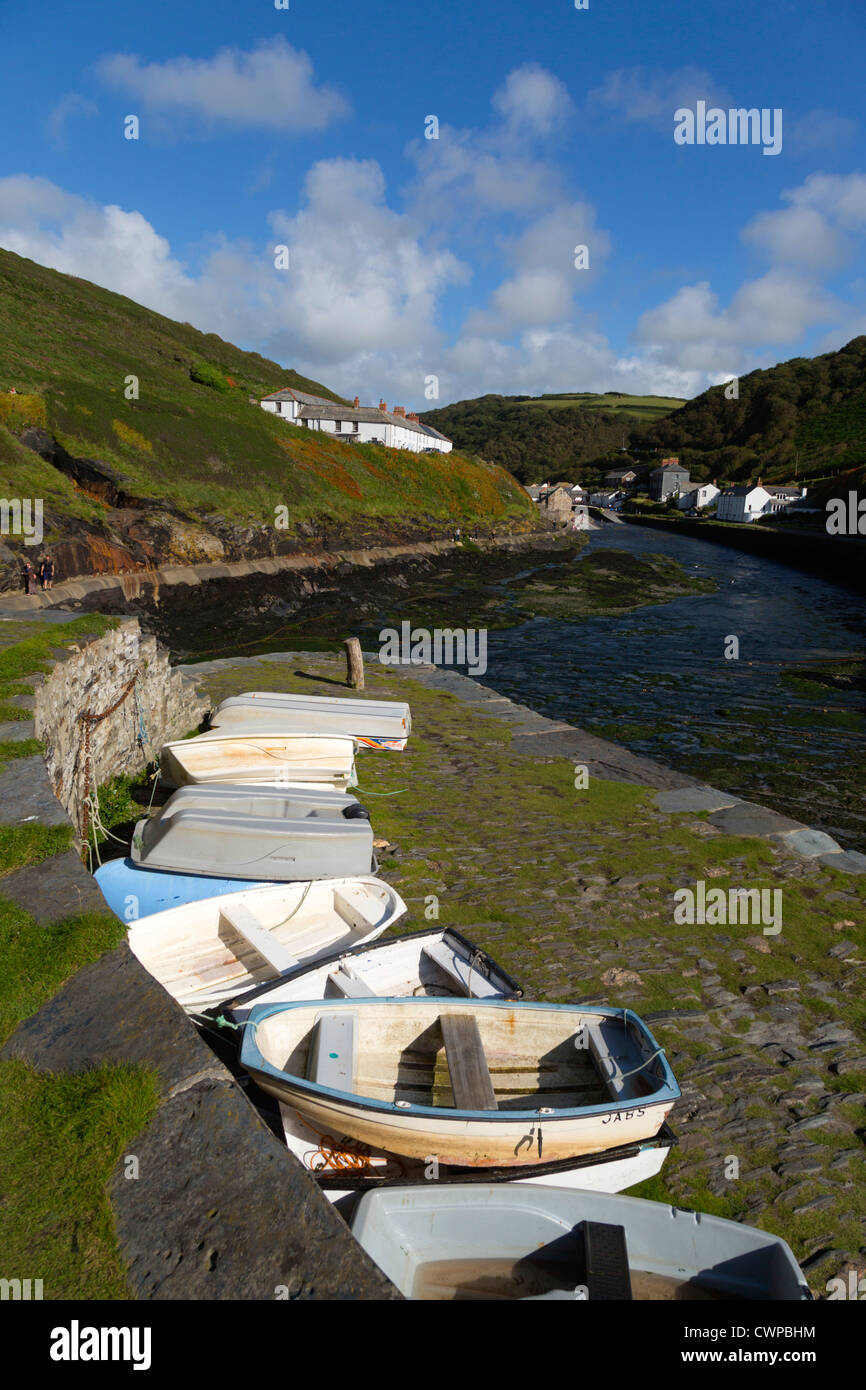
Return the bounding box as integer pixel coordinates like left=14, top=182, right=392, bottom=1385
left=33, top=619, right=208, bottom=835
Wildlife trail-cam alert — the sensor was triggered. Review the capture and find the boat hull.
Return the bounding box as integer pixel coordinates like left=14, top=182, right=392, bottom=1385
left=256, top=1082, right=674, bottom=1166
left=211, top=693, right=410, bottom=747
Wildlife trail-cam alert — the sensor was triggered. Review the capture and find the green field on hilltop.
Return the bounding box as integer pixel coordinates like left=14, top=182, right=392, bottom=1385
left=518, top=392, right=686, bottom=421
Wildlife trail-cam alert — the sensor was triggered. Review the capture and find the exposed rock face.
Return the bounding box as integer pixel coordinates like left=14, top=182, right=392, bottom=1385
left=33, top=618, right=207, bottom=834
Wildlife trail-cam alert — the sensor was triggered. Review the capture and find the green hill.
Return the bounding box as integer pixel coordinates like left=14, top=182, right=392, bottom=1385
left=424, top=341, right=866, bottom=493
left=0, top=250, right=533, bottom=587
left=638, top=337, right=866, bottom=485
left=421, top=392, right=684, bottom=484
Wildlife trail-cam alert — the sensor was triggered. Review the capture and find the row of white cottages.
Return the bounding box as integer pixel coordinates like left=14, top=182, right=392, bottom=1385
left=260, top=388, right=452, bottom=453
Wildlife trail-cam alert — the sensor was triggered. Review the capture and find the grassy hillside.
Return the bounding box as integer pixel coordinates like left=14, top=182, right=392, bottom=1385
left=639, top=337, right=866, bottom=485
left=0, top=250, right=533, bottom=580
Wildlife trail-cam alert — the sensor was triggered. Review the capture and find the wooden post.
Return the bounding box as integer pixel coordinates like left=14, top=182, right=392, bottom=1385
left=344, top=637, right=364, bottom=690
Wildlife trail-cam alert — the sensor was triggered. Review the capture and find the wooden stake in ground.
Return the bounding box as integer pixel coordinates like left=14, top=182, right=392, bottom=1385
left=344, top=637, right=364, bottom=690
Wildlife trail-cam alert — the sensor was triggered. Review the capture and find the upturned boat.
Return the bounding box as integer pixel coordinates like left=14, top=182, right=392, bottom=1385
left=131, top=784, right=374, bottom=880
left=159, top=732, right=356, bottom=789
left=239, top=998, right=680, bottom=1167
left=210, top=692, right=411, bottom=750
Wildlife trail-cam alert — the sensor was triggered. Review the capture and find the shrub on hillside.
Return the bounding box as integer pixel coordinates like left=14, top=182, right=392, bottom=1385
left=190, top=362, right=230, bottom=393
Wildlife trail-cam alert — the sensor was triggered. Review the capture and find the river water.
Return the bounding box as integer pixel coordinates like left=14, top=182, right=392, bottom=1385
left=477, top=523, right=865, bottom=853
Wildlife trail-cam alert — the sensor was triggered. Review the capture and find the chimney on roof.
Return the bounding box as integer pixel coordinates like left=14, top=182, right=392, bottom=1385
left=407, top=412, right=419, bottom=422
left=353, top=396, right=360, bottom=408
left=393, top=405, right=406, bottom=418
left=379, top=400, right=387, bottom=412
left=757, top=476, right=762, bottom=486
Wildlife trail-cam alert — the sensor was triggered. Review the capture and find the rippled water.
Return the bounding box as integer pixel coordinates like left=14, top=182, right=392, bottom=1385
left=478, top=525, right=866, bottom=852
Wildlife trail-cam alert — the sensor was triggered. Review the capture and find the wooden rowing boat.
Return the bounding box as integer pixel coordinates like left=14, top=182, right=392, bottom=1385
left=240, top=998, right=680, bottom=1167
left=159, top=732, right=357, bottom=789
left=349, top=1185, right=811, bottom=1301
left=210, top=693, right=411, bottom=749
left=127, top=876, right=406, bottom=1011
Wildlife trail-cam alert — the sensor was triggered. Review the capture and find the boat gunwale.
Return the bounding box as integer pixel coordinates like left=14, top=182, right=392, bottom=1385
left=240, top=997, right=681, bottom=1122
left=218, top=925, right=525, bottom=1019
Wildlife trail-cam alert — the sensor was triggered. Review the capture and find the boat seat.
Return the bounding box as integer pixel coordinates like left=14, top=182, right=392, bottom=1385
left=219, top=904, right=301, bottom=976
left=583, top=1018, right=648, bottom=1101
left=440, top=1013, right=498, bottom=1111
left=332, top=889, right=377, bottom=933
left=327, top=964, right=376, bottom=998
left=307, top=1011, right=357, bottom=1091
left=582, top=1221, right=633, bottom=1301
left=421, top=940, right=499, bottom=998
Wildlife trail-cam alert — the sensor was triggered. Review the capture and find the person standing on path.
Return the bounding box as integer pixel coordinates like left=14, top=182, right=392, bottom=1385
left=22, top=560, right=37, bottom=595
left=39, top=553, right=55, bottom=591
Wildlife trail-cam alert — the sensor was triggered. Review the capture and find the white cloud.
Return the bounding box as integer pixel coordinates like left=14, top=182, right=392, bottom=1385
left=95, top=38, right=349, bottom=134
left=587, top=65, right=729, bottom=130
left=492, top=64, right=574, bottom=134
left=634, top=273, right=839, bottom=371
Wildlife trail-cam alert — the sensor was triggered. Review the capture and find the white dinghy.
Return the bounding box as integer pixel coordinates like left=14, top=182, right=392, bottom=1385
left=210, top=693, right=411, bottom=750
left=220, top=926, right=525, bottom=1025
left=127, top=876, right=406, bottom=1012
left=240, top=998, right=680, bottom=1168
left=275, top=1104, right=676, bottom=1206
left=159, top=732, right=356, bottom=790
left=131, top=784, right=374, bottom=880
left=350, top=1185, right=811, bottom=1301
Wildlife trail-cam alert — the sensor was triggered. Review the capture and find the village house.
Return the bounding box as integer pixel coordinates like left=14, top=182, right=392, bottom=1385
left=677, top=482, right=720, bottom=511
left=260, top=388, right=452, bottom=454
left=649, top=458, right=690, bottom=500
left=604, top=466, right=638, bottom=488
left=538, top=484, right=574, bottom=525
left=716, top=482, right=808, bottom=523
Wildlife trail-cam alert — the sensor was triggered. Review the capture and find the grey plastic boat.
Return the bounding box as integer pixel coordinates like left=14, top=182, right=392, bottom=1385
left=210, top=692, right=411, bottom=748
left=350, top=1185, right=812, bottom=1301
left=131, top=784, right=374, bottom=880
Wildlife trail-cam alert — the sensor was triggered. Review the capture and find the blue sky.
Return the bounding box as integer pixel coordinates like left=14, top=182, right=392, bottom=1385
left=1, top=0, right=864, bottom=408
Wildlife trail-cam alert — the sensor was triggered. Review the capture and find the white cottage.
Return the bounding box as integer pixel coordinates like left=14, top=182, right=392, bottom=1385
left=260, top=389, right=452, bottom=454
left=677, top=483, right=720, bottom=511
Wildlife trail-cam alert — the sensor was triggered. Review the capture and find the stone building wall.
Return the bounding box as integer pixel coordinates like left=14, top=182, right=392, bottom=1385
left=33, top=618, right=208, bottom=835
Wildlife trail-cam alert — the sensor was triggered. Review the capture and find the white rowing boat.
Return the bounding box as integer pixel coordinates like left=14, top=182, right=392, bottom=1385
left=349, top=1185, right=811, bottom=1301
left=210, top=693, right=411, bottom=750
left=130, top=784, right=374, bottom=880
left=220, top=926, right=524, bottom=1024
left=159, top=732, right=357, bottom=789
left=127, top=876, right=406, bottom=1012
left=240, top=998, right=680, bottom=1167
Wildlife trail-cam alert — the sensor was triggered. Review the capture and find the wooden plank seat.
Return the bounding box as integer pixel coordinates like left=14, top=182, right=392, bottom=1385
left=218, top=904, right=301, bottom=976
left=440, top=1013, right=498, bottom=1111
left=307, top=1011, right=358, bottom=1091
